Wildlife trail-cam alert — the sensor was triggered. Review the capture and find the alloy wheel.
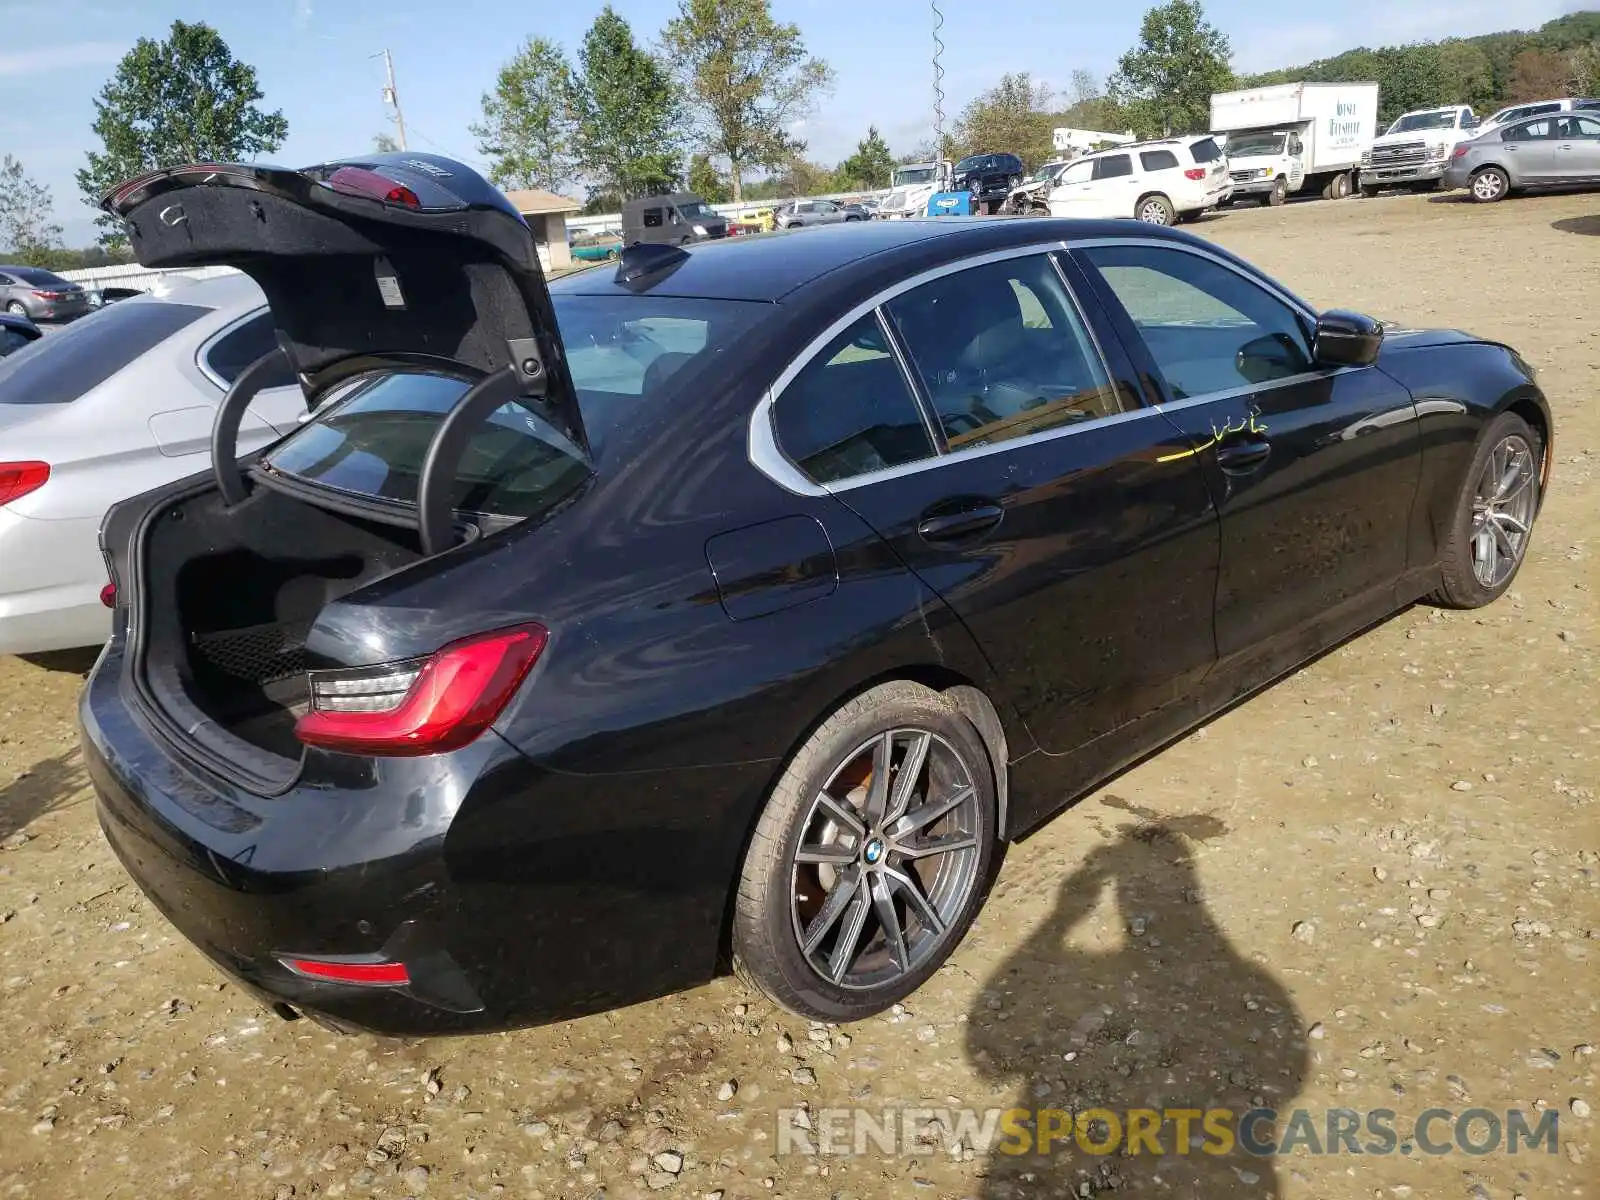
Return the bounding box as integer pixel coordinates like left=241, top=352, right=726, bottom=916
left=1472, top=171, right=1505, bottom=201
left=1470, top=433, right=1537, bottom=588
left=788, top=728, right=983, bottom=991
left=1137, top=199, right=1171, bottom=225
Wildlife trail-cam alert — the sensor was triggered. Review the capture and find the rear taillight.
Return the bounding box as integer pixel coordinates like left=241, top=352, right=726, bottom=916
left=294, top=623, right=547, bottom=756
left=0, top=461, right=49, bottom=506
left=1184, top=168, right=1206, bottom=180
left=31, top=290, right=64, bottom=300
left=326, top=166, right=422, bottom=208
left=1452, top=144, right=1470, bottom=159
left=100, top=583, right=116, bottom=608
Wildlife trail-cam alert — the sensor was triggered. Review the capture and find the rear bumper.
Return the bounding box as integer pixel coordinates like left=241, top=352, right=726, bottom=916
left=79, top=637, right=762, bottom=1035
left=31, top=299, right=89, bottom=321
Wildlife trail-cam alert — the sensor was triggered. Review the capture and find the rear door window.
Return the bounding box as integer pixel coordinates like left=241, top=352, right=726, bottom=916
left=642, top=207, right=664, bottom=227
left=1140, top=150, right=1180, bottom=171
left=1094, top=154, right=1133, bottom=180
left=0, top=300, right=209, bottom=406
left=774, top=313, right=937, bottom=484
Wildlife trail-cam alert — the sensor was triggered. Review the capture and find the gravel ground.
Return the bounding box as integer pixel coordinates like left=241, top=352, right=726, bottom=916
left=1, top=191, right=1597, bottom=1200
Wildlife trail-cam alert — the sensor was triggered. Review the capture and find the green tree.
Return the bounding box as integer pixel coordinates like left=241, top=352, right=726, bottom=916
left=687, top=153, right=730, bottom=202
left=0, top=156, right=64, bottom=261
left=1436, top=40, right=1496, bottom=110
left=948, top=74, right=1058, bottom=167
left=1373, top=43, right=1448, bottom=124
left=76, top=20, right=288, bottom=249
left=570, top=7, right=683, bottom=201
left=1108, top=0, right=1233, bottom=137
left=834, top=126, right=895, bottom=189
left=372, top=132, right=401, bottom=153
left=1056, top=69, right=1128, bottom=134
left=470, top=37, right=579, bottom=192
left=661, top=0, right=835, bottom=201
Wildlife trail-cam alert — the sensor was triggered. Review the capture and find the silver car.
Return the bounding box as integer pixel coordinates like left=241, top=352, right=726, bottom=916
left=774, top=199, right=868, bottom=228
left=0, top=265, right=91, bottom=322
left=0, top=273, right=301, bottom=654
left=1443, top=111, right=1600, bottom=202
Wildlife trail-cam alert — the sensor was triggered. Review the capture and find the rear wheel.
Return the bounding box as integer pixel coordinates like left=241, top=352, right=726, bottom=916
left=1135, top=193, right=1176, bottom=225
left=4, top=301, right=25, bottom=317
left=1324, top=171, right=1351, bottom=199
left=731, top=681, right=998, bottom=1021
left=1429, top=411, right=1542, bottom=609
left=1267, top=176, right=1288, bottom=206
left=1469, top=167, right=1508, bottom=203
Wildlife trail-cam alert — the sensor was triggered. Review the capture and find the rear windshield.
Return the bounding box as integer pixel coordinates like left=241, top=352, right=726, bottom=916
left=260, top=295, right=762, bottom=518
left=1188, top=138, right=1224, bottom=163
left=0, top=300, right=209, bottom=406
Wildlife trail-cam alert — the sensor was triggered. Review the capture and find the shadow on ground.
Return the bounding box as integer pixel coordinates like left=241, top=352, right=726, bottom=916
left=19, top=647, right=102, bottom=676
left=1552, top=215, right=1600, bottom=236
left=0, top=747, right=87, bottom=846
left=967, top=795, right=1307, bottom=1198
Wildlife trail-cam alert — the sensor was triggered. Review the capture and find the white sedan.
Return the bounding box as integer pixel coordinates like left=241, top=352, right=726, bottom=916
left=0, top=273, right=299, bottom=654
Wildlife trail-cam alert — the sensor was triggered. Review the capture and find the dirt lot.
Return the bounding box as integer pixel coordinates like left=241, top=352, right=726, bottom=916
left=1, top=191, right=1597, bottom=1200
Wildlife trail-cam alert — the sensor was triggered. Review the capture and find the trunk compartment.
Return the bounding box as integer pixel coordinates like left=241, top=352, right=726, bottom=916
left=136, top=482, right=425, bottom=784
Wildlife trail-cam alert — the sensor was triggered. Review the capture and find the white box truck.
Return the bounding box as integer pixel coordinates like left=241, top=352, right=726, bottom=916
left=1210, top=82, right=1379, bottom=206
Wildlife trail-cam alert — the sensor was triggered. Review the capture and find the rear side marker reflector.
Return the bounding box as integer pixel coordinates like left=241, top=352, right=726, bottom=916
left=294, top=623, right=548, bottom=757
left=0, top=461, right=50, bottom=506
left=100, top=583, right=116, bottom=608
left=281, top=957, right=411, bottom=986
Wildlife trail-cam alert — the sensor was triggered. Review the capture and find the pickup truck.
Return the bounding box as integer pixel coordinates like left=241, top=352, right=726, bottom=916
left=1360, top=106, right=1480, bottom=195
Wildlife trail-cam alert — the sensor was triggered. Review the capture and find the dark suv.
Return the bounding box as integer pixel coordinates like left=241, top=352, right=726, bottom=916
left=952, top=153, right=1025, bottom=214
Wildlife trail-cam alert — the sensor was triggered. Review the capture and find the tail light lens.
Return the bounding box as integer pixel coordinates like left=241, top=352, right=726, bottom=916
left=281, top=957, right=411, bottom=986
left=100, top=583, right=117, bottom=608
left=1453, top=144, right=1470, bottom=159
left=0, top=461, right=50, bottom=506
left=326, top=166, right=422, bottom=209
left=294, top=623, right=547, bottom=756
left=1184, top=168, right=1206, bottom=180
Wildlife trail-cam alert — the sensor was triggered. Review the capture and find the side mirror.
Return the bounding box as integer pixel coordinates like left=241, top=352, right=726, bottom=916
left=1236, top=331, right=1308, bottom=384
left=1313, top=310, right=1384, bottom=367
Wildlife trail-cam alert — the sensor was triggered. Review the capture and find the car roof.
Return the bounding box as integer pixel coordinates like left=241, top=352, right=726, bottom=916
left=551, top=217, right=1230, bottom=303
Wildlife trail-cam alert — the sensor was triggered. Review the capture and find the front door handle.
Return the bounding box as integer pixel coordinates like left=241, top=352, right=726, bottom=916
left=918, top=503, right=1004, bottom=542
left=1216, top=437, right=1272, bottom=473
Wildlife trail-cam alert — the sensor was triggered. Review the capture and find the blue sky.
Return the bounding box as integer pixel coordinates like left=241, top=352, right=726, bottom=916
left=0, top=0, right=1583, bottom=244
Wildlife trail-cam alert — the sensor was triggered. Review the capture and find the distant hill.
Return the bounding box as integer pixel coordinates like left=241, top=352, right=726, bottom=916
left=1238, top=10, right=1600, bottom=124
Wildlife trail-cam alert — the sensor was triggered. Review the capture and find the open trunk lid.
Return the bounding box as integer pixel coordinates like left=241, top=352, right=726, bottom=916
left=103, top=151, right=584, bottom=453
left=98, top=153, right=585, bottom=789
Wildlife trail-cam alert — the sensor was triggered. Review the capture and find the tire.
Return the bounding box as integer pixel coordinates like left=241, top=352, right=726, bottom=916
left=1135, top=193, right=1176, bottom=225
left=1469, top=167, right=1509, bottom=204
left=605, top=247, right=619, bottom=261
left=731, top=680, right=999, bottom=1022
left=1267, top=176, right=1288, bottom=206
left=1325, top=171, right=1351, bottom=200
left=1216, top=197, right=1235, bottom=209
left=1427, top=411, right=1543, bottom=609
left=1361, top=185, right=1381, bottom=199
left=4, top=301, right=25, bottom=317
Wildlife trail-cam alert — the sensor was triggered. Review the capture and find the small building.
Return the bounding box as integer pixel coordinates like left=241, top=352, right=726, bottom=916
left=504, top=189, right=583, bottom=271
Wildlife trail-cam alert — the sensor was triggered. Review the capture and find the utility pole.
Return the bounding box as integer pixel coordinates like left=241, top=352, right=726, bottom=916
left=375, top=48, right=408, bottom=151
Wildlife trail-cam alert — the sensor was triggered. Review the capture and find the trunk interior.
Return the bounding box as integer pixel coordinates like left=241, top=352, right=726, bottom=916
left=137, top=482, right=425, bottom=784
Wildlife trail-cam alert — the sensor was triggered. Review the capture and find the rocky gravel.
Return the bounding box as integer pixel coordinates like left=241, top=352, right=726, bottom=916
left=2, top=191, right=1597, bottom=1199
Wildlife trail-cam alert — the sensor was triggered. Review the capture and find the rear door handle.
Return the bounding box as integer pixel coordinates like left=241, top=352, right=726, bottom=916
left=918, top=503, right=1004, bottom=542
left=1216, top=437, right=1272, bottom=473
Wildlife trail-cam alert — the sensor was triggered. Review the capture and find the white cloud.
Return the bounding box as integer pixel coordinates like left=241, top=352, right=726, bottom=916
left=293, top=0, right=314, bottom=31
left=0, top=41, right=123, bottom=77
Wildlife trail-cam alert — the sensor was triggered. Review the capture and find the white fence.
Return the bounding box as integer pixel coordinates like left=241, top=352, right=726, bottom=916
left=57, top=262, right=240, bottom=292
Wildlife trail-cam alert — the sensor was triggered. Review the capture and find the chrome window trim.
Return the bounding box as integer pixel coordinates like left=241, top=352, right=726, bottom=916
left=746, top=233, right=1344, bottom=496
left=194, top=302, right=272, bottom=391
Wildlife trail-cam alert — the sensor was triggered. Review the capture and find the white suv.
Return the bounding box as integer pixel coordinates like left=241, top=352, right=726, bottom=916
left=1046, top=136, right=1232, bottom=225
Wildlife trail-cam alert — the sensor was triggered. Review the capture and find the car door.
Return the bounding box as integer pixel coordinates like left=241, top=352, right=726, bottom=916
left=1091, top=152, right=1139, bottom=216
left=1554, top=114, right=1600, bottom=180
left=1074, top=239, right=1419, bottom=685
left=1047, top=158, right=1098, bottom=217
left=1501, top=118, right=1561, bottom=181
left=1286, top=132, right=1308, bottom=190
left=815, top=201, right=845, bottom=225
left=766, top=247, right=1221, bottom=816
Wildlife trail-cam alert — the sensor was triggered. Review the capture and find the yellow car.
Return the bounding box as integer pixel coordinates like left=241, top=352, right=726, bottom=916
left=732, top=207, right=776, bottom=234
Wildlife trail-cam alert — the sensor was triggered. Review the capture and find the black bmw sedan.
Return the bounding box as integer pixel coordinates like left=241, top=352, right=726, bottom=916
left=81, top=153, right=1551, bottom=1037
